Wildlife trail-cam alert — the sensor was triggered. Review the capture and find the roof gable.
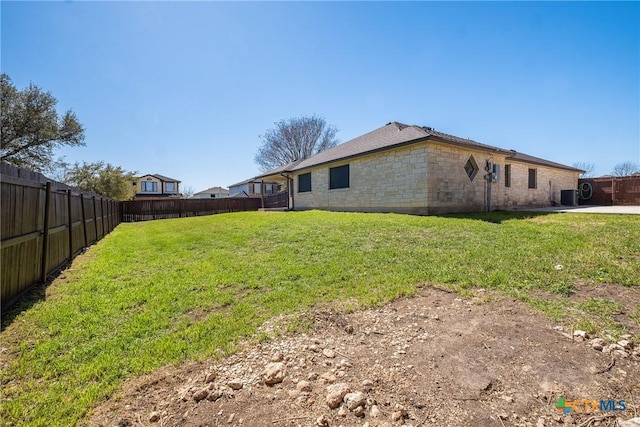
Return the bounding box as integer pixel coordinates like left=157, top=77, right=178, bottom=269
left=137, top=173, right=181, bottom=182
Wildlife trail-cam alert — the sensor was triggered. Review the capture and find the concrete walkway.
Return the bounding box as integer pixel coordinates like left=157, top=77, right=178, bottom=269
left=516, top=205, right=640, bottom=214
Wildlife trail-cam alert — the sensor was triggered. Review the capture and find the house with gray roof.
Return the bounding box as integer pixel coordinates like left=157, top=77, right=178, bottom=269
left=228, top=178, right=281, bottom=198
left=256, top=122, right=583, bottom=215
left=193, top=186, right=229, bottom=199
left=133, top=173, right=181, bottom=199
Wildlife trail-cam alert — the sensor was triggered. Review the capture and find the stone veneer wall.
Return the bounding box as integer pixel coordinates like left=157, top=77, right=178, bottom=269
left=293, top=143, right=429, bottom=214
left=501, top=161, right=580, bottom=208
left=291, top=141, right=579, bottom=214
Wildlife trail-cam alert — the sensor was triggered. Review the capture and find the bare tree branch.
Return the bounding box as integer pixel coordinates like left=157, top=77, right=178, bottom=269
left=254, top=115, right=339, bottom=172
left=611, top=161, right=640, bottom=177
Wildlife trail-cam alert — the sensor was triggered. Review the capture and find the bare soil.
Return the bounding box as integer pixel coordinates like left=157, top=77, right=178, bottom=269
left=89, top=287, right=639, bottom=427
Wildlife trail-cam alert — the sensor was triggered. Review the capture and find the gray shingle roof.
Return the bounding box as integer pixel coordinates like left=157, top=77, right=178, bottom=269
left=256, top=121, right=582, bottom=177
left=141, top=173, right=181, bottom=182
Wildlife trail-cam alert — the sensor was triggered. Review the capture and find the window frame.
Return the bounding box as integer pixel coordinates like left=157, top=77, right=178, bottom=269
left=528, top=168, right=537, bottom=189
left=329, top=164, right=350, bottom=190
left=141, top=181, right=158, bottom=192
left=464, top=156, right=479, bottom=182
left=298, top=173, right=312, bottom=193
left=165, top=182, right=175, bottom=192
left=504, top=164, right=511, bottom=188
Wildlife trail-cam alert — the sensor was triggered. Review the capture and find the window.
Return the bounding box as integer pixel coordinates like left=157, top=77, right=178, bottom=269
left=298, top=173, right=311, bottom=193
left=253, top=183, right=262, bottom=194
left=464, top=156, right=479, bottom=181
left=504, top=164, right=511, bottom=188
left=329, top=165, right=349, bottom=189
left=265, top=184, right=274, bottom=194
left=165, top=182, right=175, bottom=192
left=528, top=168, right=537, bottom=189
left=141, top=181, right=158, bottom=192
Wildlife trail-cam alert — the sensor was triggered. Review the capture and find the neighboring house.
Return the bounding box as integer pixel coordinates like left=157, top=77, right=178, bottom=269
left=192, top=186, right=230, bottom=199
left=227, top=178, right=280, bottom=198
left=133, top=174, right=181, bottom=199
left=256, top=121, right=583, bottom=215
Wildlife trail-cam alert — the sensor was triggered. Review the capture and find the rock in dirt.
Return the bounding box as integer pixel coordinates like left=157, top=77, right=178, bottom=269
left=228, top=379, right=243, bottom=390
left=315, top=414, right=330, bottom=427
left=192, top=388, right=209, bottom=402
left=326, top=382, right=350, bottom=408
left=296, top=380, right=312, bottom=392
left=370, top=404, right=381, bottom=418
left=322, top=348, right=336, bottom=358
left=263, top=362, right=285, bottom=385
left=343, top=391, right=365, bottom=410
left=204, top=371, right=217, bottom=383
left=149, top=411, right=160, bottom=422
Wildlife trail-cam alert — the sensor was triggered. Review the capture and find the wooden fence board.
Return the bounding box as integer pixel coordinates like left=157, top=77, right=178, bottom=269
left=579, top=176, right=640, bottom=206
left=121, top=198, right=262, bottom=222
left=1, top=163, right=122, bottom=314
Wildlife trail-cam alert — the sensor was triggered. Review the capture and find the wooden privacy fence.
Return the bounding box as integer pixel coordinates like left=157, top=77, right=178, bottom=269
left=122, top=197, right=262, bottom=222
left=263, top=191, right=289, bottom=208
left=578, top=176, right=640, bottom=206
left=1, top=163, right=121, bottom=312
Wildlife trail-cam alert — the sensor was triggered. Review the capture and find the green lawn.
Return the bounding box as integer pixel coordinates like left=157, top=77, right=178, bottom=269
left=1, top=210, right=639, bottom=426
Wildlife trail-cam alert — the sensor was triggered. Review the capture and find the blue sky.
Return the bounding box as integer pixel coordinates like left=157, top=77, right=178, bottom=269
left=2, top=1, right=638, bottom=192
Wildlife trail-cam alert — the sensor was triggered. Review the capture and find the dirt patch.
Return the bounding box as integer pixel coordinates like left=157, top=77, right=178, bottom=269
left=89, top=287, right=639, bottom=427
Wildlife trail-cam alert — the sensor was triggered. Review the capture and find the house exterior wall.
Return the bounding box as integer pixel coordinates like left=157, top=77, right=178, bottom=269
left=290, top=141, right=579, bottom=215
left=136, top=176, right=162, bottom=195
left=425, top=142, right=580, bottom=213
left=500, top=161, right=580, bottom=208
left=228, top=183, right=249, bottom=197
left=425, top=142, right=487, bottom=213
left=293, top=144, right=429, bottom=214
left=193, top=189, right=229, bottom=199
left=135, top=175, right=180, bottom=197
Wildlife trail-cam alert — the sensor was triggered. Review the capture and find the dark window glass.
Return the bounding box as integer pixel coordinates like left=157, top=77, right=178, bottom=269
left=298, top=173, right=311, bottom=193
left=329, top=165, right=349, bottom=189
left=528, top=168, right=537, bottom=189
left=505, top=164, right=511, bottom=188
left=464, top=156, right=479, bottom=181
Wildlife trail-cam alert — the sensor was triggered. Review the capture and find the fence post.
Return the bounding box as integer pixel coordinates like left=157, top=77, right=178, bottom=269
left=92, top=196, right=99, bottom=242
left=101, top=198, right=106, bottom=238
left=67, top=189, right=74, bottom=260
left=40, top=182, right=52, bottom=284
left=80, top=193, right=88, bottom=247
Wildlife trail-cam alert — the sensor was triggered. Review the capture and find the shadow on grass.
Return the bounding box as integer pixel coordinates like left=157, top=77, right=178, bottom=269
left=441, top=210, right=555, bottom=224
left=1, top=263, right=69, bottom=332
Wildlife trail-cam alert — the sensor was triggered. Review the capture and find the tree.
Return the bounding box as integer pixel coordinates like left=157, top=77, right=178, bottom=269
left=254, top=115, right=339, bottom=172
left=611, top=161, right=640, bottom=177
left=572, top=162, right=596, bottom=178
left=1, top=73, right=85, bottom=172
left=63, top=161, right=137, bottom=200
left=181, top=185, right=195, bottom=198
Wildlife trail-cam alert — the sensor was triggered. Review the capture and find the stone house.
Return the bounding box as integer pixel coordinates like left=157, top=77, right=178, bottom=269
left=256, top=122, right=583, bottom=215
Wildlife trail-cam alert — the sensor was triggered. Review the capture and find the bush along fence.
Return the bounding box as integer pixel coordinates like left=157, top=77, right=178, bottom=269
left=121, top=197, right=263, bottom=222
left=1, top=163, right=121, bottom=314
left=578, top=176, right=640, bottom=206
